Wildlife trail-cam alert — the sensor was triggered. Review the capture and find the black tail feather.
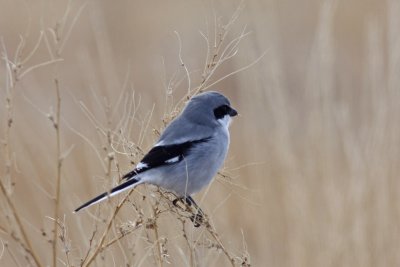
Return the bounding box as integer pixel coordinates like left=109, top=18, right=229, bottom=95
left=74, top=177, right=140, bottom=213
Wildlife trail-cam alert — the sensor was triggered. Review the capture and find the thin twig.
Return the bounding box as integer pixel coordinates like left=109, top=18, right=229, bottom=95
left=206, top=223, right=236, bottom=267
left=17, top=58, right=64, bottom=80
left=151, top=205, right=163, bottom=267
left=13, top=35, right=25, bottom=67
left=174, top=31, right=191, bottom=94
left=5, top=242, right=22, bottom=267
left=180, top=219, right=195, bottom=267
left=52, top=78, right=62, bottom=267
left=101, top=221, right=142, bottom=251
left=202, top=49, right=268, bottom=91
left=21, top=31, right=44, bottom=65
left=57, top=1, right=88, bottom=55
left=82, top=190, right=135, bottom=267
left=0, top=34, right=43, bottom=267
left=0, top=184, right=43, bottom=267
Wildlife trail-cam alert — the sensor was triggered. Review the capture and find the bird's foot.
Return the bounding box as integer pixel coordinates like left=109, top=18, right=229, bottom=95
left=172, top=197, right=191, bottom=209
left=190, top=211, right=204, bottom=227
left=172, top=197, right=206, bottom=227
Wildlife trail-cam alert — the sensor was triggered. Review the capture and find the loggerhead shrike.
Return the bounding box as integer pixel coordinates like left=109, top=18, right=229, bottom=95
left=74, top=91, right=237, bottom=225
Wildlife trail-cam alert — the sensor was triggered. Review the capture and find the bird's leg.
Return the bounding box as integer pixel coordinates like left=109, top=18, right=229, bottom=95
left=185, top=196, right=205, bottom=227
left=185, top=196, right=200, bottom=210
left=172, top=197, right=192, bottom=213
left=172, top=197, right=193, bottom=208
left=172, top=196, right=205, bottom=227
left=172, top=197, right=183, bottom=207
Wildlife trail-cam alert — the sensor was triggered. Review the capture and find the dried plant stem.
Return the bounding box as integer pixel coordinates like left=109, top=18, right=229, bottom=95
left=174, top=31, right=191, bottom=95
left=52, top=78, right=62, bottom=267
left=0, top=183, right=43, bottom=267
left=180, top=220, right=195, bottom=267
left=154, top=225, right=163, bottom=267
left=0, top=39, right=43, bottom=267
left=5, top=242, right=22, bottom=267
left=202, top=49, right=267, bottom=92
left=171, top=3, right=256, bottom=118
left=152, top=207, right=163, bottom=267
left=206, top=224, right=235, bottom=267
left=0, top=224, right=7, bottom=233
left=83, top=190, right=135, bottom=267
left=17, top=58, right=64, bottom=80
left=101, top=222, right=142, bottom=251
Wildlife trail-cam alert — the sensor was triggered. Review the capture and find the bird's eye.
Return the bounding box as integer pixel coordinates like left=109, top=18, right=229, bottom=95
left=213, top=105, right=230, bottom=119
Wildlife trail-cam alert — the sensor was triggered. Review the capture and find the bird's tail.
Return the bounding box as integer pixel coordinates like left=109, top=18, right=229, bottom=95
left=74, top=177, right=143, bottom=213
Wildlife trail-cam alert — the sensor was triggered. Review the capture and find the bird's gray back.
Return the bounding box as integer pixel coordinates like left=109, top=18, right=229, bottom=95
left=142, top=127, right=230, bottom=196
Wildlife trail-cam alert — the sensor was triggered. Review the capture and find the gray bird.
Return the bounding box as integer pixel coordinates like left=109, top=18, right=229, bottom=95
left=74, top=91, right=237, bottom=225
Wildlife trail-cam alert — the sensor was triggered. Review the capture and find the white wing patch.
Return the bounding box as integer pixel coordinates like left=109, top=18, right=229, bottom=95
left=136, top=162, right=148, bottom=170
left=165, top=156, right=180, bottom=164
left=155, top=140, right=165, bottom=146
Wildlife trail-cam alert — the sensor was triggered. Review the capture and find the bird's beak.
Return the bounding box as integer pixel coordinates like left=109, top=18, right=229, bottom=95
left=229, top=107, right=238, bottom=117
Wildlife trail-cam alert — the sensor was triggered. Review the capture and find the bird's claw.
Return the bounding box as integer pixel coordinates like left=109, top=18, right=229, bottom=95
left=172, top=197, right=205, bottom=227
left=190, top=212, right=204, bottom=227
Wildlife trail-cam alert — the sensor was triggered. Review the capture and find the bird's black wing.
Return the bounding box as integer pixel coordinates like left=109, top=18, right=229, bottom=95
left=74, top=138, right=211, bottom=213
left=121, top=137, right=211, bottom=180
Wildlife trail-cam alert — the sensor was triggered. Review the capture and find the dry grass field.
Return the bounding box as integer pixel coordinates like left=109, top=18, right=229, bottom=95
left=1, top=0, right=399, bottom=266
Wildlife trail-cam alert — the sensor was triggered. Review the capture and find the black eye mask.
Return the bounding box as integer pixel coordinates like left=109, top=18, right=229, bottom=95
left=213, top=105, right=238, bottom=119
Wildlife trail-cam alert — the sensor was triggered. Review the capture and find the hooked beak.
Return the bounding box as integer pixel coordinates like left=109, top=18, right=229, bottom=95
left=228, top=107, right=238, bottom=117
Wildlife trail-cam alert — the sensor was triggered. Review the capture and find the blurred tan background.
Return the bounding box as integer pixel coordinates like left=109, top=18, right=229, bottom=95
left=1, top=0, right=399, bottom=266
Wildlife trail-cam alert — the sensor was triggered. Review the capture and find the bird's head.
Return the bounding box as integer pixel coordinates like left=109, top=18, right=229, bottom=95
left=184, top=91, right=238, bottom=128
